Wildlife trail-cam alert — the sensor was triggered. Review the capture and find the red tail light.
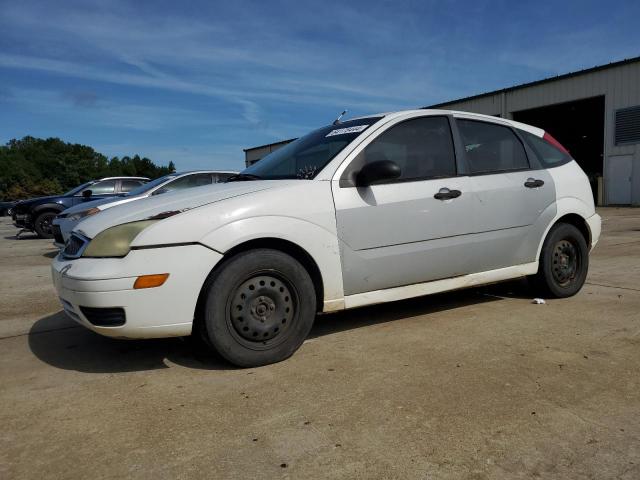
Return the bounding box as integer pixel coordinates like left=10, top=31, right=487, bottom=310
left=543, top=132, right=570, bottom=155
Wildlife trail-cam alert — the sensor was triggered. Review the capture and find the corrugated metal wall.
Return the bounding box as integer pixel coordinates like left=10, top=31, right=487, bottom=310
left=436, top=60, right=640, bottom=205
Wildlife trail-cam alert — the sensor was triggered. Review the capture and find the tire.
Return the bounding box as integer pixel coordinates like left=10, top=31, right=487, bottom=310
left=531, top=223, right=589, bottom=298
left=200, top=249, right=316, bottom=367
left=33, top=212, right=57, bottom=239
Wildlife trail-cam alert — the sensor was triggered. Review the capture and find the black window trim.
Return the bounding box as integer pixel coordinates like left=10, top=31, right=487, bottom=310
left=453, top=117, right=534, bottom=177
left=339, top=114, right=460, bottom=188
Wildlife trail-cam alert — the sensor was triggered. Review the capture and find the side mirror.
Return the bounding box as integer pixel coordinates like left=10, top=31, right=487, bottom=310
left=152, top=188, right=168, bottom=195
left=355, top=160, right=401, bottom=187
left=82, top=189, right=92, bottom=198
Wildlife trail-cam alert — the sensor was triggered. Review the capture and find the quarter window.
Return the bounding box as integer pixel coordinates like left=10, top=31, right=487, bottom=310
left=457, top=119, right=529, bottom=174
left=346, top=116, right=456, bottom=185
left=519, top=130, right=571, bottom=167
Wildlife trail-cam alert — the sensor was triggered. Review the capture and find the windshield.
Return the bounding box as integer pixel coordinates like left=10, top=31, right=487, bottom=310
left=242, top=117, right=382, bottom=179
left=64, top=182, right=94, bottom=196
left=125, top=174, right=179, bottom=196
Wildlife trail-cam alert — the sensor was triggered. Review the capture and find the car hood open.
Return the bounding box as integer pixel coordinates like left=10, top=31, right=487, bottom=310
left=74, top=181, right=291, bottom=239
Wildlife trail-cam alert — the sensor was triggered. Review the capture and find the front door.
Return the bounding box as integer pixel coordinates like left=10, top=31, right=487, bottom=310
left=332, top=115, right=477, bottom=296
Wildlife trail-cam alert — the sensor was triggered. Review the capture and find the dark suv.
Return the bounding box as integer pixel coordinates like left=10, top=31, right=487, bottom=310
left=12, top=177, right=149, bottom=238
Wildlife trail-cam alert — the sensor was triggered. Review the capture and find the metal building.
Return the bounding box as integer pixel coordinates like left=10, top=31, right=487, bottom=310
left=428, top=56, right=640, bottom=206
left=244, top=138, right=295, bottom=167
left=244, top=57, right=640, bottom=205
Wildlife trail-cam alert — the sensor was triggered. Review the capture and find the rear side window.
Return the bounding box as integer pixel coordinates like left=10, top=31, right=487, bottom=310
left=457, top=119, right=529, bottom=174
left=120, top=179, right=145, bottom=192
left=519, top=130, right=572, bottom=167
left=344, top=116, right=456, bottom=185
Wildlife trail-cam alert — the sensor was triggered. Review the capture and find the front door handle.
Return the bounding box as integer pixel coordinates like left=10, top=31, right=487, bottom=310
left=524, top=178, right=545, bottom=188
left=434, top=188, right=462, bottom=200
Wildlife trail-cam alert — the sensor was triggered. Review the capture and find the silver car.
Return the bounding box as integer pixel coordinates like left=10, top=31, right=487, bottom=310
left=52, top=170, right=237, bottom=247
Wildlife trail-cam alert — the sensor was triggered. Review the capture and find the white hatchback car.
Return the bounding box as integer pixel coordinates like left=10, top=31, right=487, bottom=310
left=52, top=109, right=601, bottom=367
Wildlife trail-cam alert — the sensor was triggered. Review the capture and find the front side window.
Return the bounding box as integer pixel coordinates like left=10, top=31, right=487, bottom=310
left=192, top=173, right=213, bottom=186
left=128, top=174, right=179, bottom=196
left=242, top=117, right=382, bottom=180
left=214, top=173, right=236, bottom=183
left=343, top=116, right=456, bottom=185
left=457, top=119, right=529, bottom=174
left=86, top=180, right=116, bottom=195
left=158, top=173, right=212, bottom=193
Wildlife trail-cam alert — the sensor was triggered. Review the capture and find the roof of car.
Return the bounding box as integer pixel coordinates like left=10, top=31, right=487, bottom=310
left=173, top=170, right=239, bottom=175
left=357, top=109, right=544, bottom=136
left=98, top=176, right=150, bottom=181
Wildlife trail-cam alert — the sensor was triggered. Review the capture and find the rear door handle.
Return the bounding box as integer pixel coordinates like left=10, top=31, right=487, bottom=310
left=434, top=188, right=462, bottom=200
left=524, top=178, right=544, bottom=188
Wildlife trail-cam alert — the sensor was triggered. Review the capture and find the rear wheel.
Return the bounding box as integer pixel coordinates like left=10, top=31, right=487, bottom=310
left=200, top=249, right=316, bottom=367
left=531, top=223, right=589, bottom=298
left=34, top=212, right=57, bottom=239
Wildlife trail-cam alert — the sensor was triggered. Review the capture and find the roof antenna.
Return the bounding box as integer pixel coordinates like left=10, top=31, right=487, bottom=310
left=332, top=110, right=347, bottom=125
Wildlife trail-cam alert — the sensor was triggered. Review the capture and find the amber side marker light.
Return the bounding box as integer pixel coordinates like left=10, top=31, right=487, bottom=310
left=134, top=273, right=169, bottom=289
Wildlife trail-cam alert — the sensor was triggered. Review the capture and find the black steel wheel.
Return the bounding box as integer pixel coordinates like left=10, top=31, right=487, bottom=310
left=551, top=239, right=580, bottom=286
left=229, top=274, right=297, bottom=346
left=34, top=212, right=56, bottom=239
left=201, top=249, right=316, bottom=367
left=531, top=223, right=588, bottom=298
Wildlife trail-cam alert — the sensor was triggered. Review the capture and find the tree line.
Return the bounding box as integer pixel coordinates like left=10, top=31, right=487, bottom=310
left=0, top=136, right=176, bottom=200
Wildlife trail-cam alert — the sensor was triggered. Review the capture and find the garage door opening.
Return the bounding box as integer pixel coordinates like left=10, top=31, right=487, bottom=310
left=512, top=96, right=605, bottom=202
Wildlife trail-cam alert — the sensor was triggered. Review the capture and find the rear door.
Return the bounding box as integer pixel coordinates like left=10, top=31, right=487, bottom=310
left=333, top=114, right=476, bottom=295
left=454, top=117, right=555, bottom=272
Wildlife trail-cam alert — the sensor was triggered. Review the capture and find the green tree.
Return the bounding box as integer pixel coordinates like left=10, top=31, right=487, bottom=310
left=0, top=136, right=175, bottom=200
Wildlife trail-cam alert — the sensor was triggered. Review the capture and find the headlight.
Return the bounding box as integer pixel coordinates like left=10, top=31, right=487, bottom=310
left=82, top=220, right=158, bottom=258
left=68, top=207, right=100, bottom=221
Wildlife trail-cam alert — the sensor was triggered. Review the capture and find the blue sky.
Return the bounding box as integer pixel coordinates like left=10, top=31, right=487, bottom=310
left=1, top=0, right=638, bottom=171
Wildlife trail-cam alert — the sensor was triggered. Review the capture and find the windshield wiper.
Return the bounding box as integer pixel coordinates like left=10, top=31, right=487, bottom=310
left=226, top=173, right=262, bottom=182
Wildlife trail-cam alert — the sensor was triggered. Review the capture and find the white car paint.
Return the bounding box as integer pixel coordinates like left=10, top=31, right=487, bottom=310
left=51, top=109, right=601, bottom=341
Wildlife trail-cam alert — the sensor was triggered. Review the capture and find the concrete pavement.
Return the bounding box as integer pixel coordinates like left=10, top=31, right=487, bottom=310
left=1, top=209, right=639, bottom=479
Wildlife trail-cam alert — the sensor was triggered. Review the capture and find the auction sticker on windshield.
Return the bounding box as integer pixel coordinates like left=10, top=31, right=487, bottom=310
left=325, top=125, right=369, bottom=137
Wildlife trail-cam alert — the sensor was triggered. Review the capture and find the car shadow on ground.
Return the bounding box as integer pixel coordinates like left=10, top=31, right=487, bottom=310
left=4, top=233, right=40, bottom=240
left=28, top=279, right=535, bottom=374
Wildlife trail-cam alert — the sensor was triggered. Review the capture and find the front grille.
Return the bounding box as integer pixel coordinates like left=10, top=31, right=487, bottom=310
left=52, top=224, right=64, bottom=244
left=80, top=306, right=126, bottom=327
left=63, top=234, right=87, bottom=258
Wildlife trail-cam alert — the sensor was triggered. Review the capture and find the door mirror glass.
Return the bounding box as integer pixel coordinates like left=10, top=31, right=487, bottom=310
left=82, top=189, right=92, bottom=198
left=356, top=160, right=401, bottom=187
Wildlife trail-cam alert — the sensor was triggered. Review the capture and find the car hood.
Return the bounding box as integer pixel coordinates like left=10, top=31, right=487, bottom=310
left=74, top=181, right=289, bottom=238
left=15, top=195, right=64, bottom=208
left=61, top=195, right=134, bottom=215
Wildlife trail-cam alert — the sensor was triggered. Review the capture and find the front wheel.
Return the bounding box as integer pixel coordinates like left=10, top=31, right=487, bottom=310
left=531, top=223, right=589, bottom=298
left=34, top=212, right=57, bottom=239
left=200, top=249, right=316, bottom=367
